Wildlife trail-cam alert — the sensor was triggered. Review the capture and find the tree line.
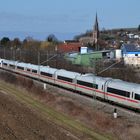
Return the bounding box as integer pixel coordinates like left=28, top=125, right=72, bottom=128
left=0, top=35, right=60, bottom=64
left=0, top=34, right=58, bottom=49
left=0, top=35, right=88, bottom=74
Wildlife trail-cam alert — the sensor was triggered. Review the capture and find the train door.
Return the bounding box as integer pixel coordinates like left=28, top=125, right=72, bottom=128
left=128, top=89, right=140, bottom=108
left=103, top=79, right=112, bottom=101
left=100, top=81, right=107, bottom=100
left=74, top=75, right=79, bottom=91
left=73, top=78, right=77, bottom=91
left=54, top=70, right=59, bottom=84
left=103, top=81, right=108, bottom=100
left=130, top=89, right=135, bottom=107
left=130, top=91, right=134, bottom=100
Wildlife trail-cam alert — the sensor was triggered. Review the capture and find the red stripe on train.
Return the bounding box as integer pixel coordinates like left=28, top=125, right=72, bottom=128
left=2, top=66, right=139, bottom=104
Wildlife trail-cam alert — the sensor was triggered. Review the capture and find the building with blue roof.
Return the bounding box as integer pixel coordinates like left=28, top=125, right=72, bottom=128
left=121, top=44, right=140, bottom=68
left=121, top=44, right=140, bottom=57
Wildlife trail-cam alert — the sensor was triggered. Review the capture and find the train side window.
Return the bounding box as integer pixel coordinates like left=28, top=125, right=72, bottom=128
left=41, top=71, right=52, bottom=77
left=135, top=94, right=140, bottom=101
left=102, top=85, right=103, bottom=90
left=27, top=69, right=30, bottom=71
left=9, top=64, right=15, bottom=69
left=132, top=92, right=134, bottom=99
left=57, top=75, right=73, bottom=83
left=107, top=87, right=130, bottom=97
left=3, top=63, right=7, bottom=66
left=32, top=69, right=37, bottom=73
left=17, top=66, right=24, bottom=70
left=77, top=80, right=98, bottom=89
left=93, top=84, right=98, bottom=89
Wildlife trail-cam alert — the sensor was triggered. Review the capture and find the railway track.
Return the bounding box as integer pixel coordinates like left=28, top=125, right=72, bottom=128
left=0, top=76, right=112, bottom=140
left=46, top=82, right=140, bottom=122
left=0, top=67, right=140, bottom=121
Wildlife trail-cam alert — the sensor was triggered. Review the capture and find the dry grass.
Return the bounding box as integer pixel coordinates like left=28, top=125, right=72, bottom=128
left=0, top=71, right=140, bottom=140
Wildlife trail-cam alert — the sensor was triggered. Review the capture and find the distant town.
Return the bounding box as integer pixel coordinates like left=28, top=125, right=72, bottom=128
left=0, top=14, right=140, bottom=83
left=0, top=11, right=140, bottom=140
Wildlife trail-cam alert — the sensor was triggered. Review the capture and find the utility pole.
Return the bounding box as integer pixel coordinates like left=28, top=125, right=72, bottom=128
left=55, top=45, right=58, bottom=68
left=3, top=47, right=5, bottom=59
left=97, top=60, right=121, bottom=75
left=92, top=60, right=122, bottom=108
left=38, top=51, right=40, bottom=76
left=92, top=75, right=97, bottom=107
left=37, top=50, right=58, bottom=90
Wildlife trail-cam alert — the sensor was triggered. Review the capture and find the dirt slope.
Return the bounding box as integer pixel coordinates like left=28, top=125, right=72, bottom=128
left=0, top=91, right=80, bottom=140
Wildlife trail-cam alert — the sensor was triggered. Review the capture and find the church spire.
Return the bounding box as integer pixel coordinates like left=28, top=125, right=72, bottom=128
left=93, top=13, right=100, bottom=50
left=94, top=13, right=99, bottom=32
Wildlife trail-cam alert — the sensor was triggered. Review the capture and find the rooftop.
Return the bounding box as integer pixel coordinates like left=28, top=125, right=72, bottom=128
left=121, top=44, right=140, bottom=52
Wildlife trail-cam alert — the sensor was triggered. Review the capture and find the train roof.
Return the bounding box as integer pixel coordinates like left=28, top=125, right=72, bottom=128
left=28, top=64, right=38, bottom=70
left=56, top=69, right=80, bottom=78
left=17, top=62, right=38, bottom=70
left=0, top=59, right=3, bottom=62
left=77, top=74, right=97, bottom=83
left=16, top=62, right=27, bottom=67
left=76, top=74, right=112, bottom=84
left=40, top=66, right=57, bottom=74
left=2, top=59, right=17, bottom=63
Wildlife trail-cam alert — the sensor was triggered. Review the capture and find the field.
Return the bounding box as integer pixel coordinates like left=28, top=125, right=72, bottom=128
left=0, top=91, right=78, bottom=140
left=0, top=79, right=111, bottom=140
left=0, top=72, right=140, bottom=140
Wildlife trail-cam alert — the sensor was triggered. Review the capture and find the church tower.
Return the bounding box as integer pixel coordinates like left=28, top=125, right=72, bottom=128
left=93, top=13, right=99, bottom=50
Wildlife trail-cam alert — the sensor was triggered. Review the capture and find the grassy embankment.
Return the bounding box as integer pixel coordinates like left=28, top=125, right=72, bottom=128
left=0, top=80, right=113, bottom=140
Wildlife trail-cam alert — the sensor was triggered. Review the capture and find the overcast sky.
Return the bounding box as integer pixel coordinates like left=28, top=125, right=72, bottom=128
left=0, top=0, right=139, bottom=40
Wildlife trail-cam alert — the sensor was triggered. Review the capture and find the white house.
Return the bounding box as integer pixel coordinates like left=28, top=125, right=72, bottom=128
left=121, top=44, right=140, bottom=68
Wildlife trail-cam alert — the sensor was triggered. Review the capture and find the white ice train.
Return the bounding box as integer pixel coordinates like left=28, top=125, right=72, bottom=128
left=0, top=59, right=140, bottom=110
